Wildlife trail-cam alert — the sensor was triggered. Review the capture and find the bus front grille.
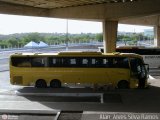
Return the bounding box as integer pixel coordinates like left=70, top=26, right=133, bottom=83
left=13, top=76, right=23, bottom=85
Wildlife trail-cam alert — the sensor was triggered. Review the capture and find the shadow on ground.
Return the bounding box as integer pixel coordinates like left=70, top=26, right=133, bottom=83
left=14, top=85, right=160, bottom=113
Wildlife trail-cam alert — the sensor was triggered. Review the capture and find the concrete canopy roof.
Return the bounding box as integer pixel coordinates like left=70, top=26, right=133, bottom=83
left=0, top=0, right=160, bottom=25
left=0, top=0, right=138, bottom=9
left=0, top=0, right=160, bottom=21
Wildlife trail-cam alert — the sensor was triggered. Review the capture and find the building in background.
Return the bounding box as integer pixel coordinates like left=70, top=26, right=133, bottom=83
left=144, top=29, right=153, bottom=36
left=24, top=41, right=39, bottom=48
left=38, top=41, right=48, bottom=48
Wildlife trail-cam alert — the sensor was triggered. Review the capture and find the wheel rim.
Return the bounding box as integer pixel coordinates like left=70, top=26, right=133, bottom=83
left=118, top=81, right=129, bottom=89
left=36, top=80, right=46, bottom=88
left=50, top=80, right=61, bottom=88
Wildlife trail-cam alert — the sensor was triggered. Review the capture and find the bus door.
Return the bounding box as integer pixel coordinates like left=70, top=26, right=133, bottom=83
left=130, top=58, right=148, bottom=88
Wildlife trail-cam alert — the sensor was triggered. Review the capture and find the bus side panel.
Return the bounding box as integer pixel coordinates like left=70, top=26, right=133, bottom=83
left=46, top=68, right=84, bottom=83
left=83, top=68, right=110, bottom=84
left=24, top=68, right=85, bottom=86
left=10, top=67, right=33, bottom=86
left=107, top=68, right=130, bottom=87
left=83, top=68, right=130, bottom=88
left=61, top=68, right=85, bottom=83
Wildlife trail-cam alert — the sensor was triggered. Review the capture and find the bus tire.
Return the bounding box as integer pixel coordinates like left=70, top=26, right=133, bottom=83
left=117, top=80, right=129, bottom=89
left=50, top=80, right=61, bottom=88
left=35, top=79, right=47, bottom=88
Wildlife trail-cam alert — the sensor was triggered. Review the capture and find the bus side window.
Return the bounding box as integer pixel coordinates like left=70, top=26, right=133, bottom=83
left=121, top=58, right=129, bottom=68
left=49, top=57, right=65, bottom=67
left=112, top=58, right=129, bottom=68
left=81, top=58, right=89, bottom=67
left=32, top=57, right=47, bottom=67
left=52, top=58, right=56, bottom=65
left=91, top=58, right=96, bottom=67
left=103, top=58, right=110, bottom=67
left=95, top=58, right=103, bottom=67
left=12, top=57, right=31, bottom=67
left=90, top=58, right=110, bottom=68
left=112, top=58, right=119, bottom=68
left=49, top=57, right=59, bottom=67
left=61, top=58, right=69, bottom=67
left=69, top=58, right=77, bottom=67
left=18, top=61, right=31, bottom=67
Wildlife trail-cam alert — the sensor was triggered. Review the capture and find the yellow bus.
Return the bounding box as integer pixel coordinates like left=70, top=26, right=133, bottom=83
left=10, top=52, right=149, bottom=89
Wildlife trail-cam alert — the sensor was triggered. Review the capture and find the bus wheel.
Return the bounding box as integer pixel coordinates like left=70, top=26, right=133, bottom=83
left=117, top=80, right=129, bottom=89
left=50, top=80, right=61, bottom=88
left=35, top=79, right=47, bottom=88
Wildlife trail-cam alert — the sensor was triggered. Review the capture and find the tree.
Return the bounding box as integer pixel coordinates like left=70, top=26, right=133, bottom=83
left=122, top=36, right=130, bottom=45
left=96, top=33, right=103, bottom=42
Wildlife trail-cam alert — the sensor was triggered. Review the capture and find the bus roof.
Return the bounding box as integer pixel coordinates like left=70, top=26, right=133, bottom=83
left=11, top=51, right=142, bottom=58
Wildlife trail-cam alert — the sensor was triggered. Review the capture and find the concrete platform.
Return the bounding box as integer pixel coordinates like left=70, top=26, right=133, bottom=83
left=0, top=101, right=59, bottom=114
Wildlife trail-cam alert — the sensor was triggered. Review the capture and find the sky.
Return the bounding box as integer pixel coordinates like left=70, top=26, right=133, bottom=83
left=0, top=14, right=153, bottom=35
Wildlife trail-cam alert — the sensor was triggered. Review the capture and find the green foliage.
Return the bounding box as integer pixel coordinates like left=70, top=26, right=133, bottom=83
left=96, top=33, right=103, bottom=42
left=117, top=32, right=153, bottom=46
left=0, top=33, right=103, bottom=48
left=0, top=32, right=153, bottom=49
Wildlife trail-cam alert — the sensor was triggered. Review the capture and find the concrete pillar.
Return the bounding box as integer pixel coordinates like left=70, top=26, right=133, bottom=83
left=154, top=26, right=160, bottom=47
left=103, top=20, right=118, bottom=53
